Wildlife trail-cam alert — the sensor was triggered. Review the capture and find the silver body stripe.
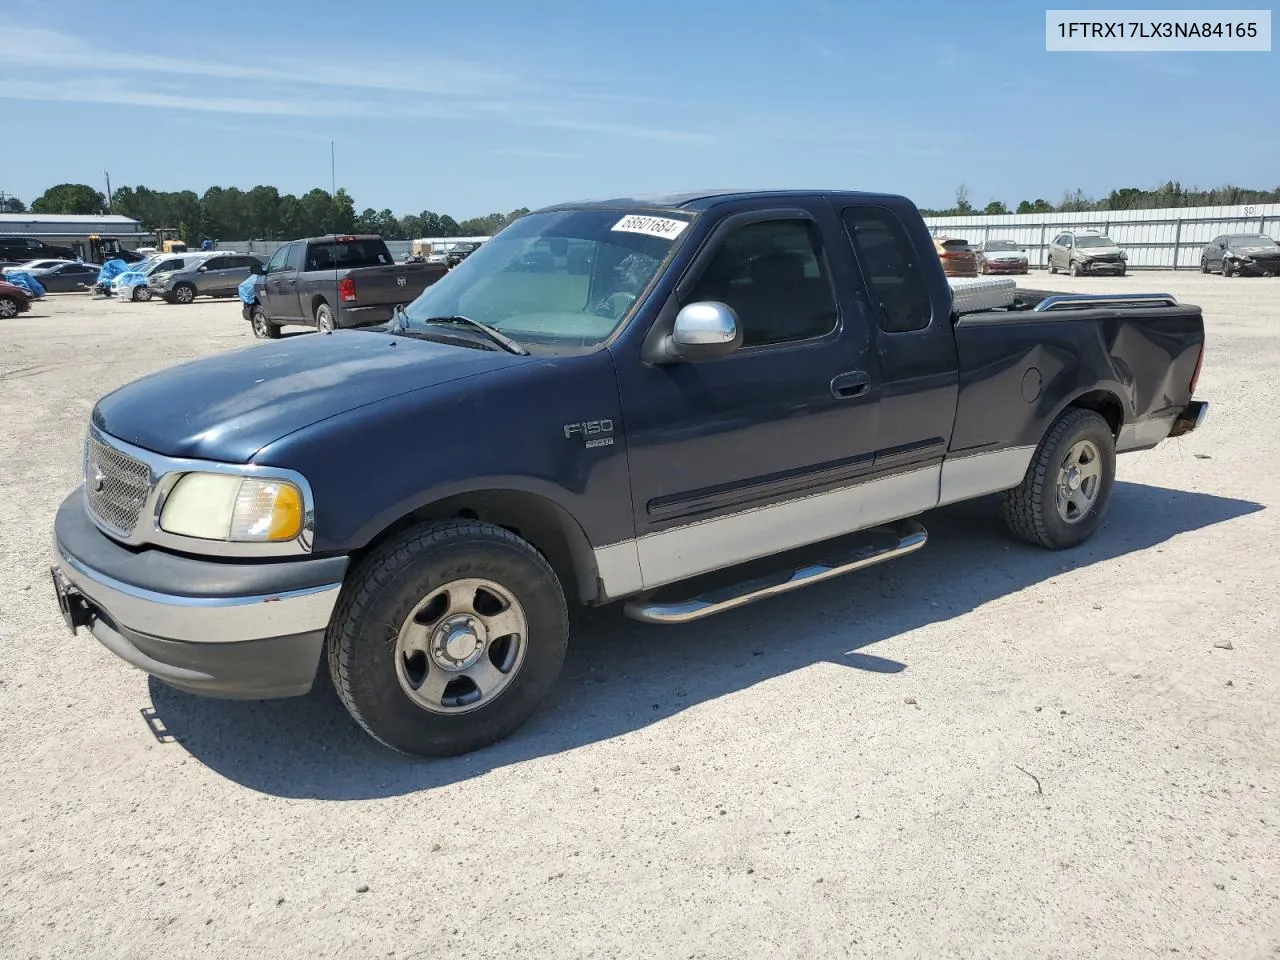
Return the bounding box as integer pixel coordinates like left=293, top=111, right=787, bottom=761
left=593, top=444, right=1040, bottom=600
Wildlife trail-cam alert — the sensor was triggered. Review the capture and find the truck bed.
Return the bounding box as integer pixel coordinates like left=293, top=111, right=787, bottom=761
left=949, top=289, right=1205, bottom=457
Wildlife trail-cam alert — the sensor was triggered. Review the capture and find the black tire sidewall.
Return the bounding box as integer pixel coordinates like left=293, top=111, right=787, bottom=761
left=1037, top=412, right=1116, bottom=548
left=0, top=297, right=18, bottom=318
left=316, top=304, right=334, bottom=331
left=175, top=284, right=195, bottom=303
left=330, top=525, right=568, bottom=757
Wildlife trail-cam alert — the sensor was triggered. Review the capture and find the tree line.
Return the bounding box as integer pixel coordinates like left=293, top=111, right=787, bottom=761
left=2, top=182, right=530, bottom=243
left=7, top=178, right=1278, bottom=238
left=921, top=180, right=1280, bottom=217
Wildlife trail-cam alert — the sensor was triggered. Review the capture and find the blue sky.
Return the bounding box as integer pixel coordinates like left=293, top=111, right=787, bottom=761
left=1, top=0, right=1274, bottom=218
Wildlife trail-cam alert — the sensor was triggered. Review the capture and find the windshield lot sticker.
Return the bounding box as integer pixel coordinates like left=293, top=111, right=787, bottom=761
left=611, top=215, right=688, bottom=240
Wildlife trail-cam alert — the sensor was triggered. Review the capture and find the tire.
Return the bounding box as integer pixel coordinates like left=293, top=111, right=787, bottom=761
left=250, top=305, right=279, bottom=339
left=1201, top=258, right=1209, bottom=274
left=1222, top=260, right=1233, bottom=278
left=0, top=296, right=20, bottom=319
left=315, top=302, right=335, bottom=333
left=1048, top=259, right=1057, bottom=275
left=131, top=285, right=152, bottom=302
left=326, top=519, right=569, bottom=757
left=172, top=283, right=196, bottom=304
left=1069, top=260, right=1080, bottom=277
left=1000, top=408, right=1116, bottom=550
left=1116, top=267, right=1126, bottom=277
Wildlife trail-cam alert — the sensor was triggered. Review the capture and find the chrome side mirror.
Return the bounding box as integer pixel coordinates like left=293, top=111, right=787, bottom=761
left=668, top=301, right=742, bottom=361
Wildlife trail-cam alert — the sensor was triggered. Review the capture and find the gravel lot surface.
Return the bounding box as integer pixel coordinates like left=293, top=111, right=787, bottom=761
left=1, top=274, right=1277, bottom=960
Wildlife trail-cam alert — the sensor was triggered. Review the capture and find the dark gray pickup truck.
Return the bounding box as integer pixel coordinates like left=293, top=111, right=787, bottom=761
left=242, top=234, right=447, bottom=337
left=51, top=188, right=1208, bottom=759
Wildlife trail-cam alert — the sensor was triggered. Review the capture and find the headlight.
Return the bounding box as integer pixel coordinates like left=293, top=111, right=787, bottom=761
left=160, top=473, right=304, bottom=542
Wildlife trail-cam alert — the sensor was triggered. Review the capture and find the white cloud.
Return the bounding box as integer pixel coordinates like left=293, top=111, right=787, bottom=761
left=1, top=26, right=515, bottom=94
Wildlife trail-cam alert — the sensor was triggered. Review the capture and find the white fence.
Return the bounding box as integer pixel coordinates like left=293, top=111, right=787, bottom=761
left=922, top=203, right=1280, bottom=270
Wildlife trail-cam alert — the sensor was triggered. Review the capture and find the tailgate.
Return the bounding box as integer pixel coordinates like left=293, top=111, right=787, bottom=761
left=345, top=263, right=447, bottom=305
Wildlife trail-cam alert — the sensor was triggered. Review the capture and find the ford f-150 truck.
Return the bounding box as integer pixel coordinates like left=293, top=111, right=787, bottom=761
left=241, top=234, right=448, bottom=337
left=50, top=189, right=1209, bottom=758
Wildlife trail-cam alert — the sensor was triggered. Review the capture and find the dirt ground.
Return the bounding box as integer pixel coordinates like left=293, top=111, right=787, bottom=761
left=1, top=274, right=1277, bottom=960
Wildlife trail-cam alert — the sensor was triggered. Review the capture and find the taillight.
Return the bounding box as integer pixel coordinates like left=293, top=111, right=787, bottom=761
left=339, top=277, right=356, bottom=302
left=1189, top=340, right=1204, bottom=395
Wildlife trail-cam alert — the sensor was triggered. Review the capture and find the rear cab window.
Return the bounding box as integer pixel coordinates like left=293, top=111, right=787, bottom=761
left=841, top=206, right=934, bottom=334
left=305, top=238, right=391, bottom=271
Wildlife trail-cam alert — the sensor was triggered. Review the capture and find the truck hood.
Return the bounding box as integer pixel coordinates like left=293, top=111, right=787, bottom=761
left=92, top=330, right=528, bottom=462
left=1077, top=245, right=1123, bottom=258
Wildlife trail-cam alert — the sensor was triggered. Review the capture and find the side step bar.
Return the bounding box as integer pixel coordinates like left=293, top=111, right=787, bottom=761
left=622, top=520, right=928, bottom=624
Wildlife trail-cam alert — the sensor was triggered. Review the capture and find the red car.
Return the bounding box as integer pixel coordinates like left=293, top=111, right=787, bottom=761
left=0, top=279, right=34, bottom=319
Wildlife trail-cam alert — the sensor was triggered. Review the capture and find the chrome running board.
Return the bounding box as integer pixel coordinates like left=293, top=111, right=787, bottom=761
left=622, top=520, right=928, bottom=624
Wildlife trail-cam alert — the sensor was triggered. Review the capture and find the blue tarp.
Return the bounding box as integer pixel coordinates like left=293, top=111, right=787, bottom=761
left=96, top=259, right=129, bottom=285
left=238, top=273, right=263, bottom=305
left=113, top=269, right=149, bottom=288
left=3, top=271, right=46, bottom=298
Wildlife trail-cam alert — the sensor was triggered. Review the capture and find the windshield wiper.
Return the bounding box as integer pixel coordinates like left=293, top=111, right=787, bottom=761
left=418, top=314, right=529, bottom=355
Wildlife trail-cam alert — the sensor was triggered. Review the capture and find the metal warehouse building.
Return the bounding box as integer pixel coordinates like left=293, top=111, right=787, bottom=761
left=0, top=213, right=145, bottom=240
left=923, top=203, right=1280, bottom=270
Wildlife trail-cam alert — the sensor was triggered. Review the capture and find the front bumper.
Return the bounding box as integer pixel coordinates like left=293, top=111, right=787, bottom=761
left=1078, top=259, right=1126, bottom=274
left=983, top=260, right=1028, bottom=273
left=51, top=489, right=347, bottom=699
left=1229, top=259, right=1280, bottom=277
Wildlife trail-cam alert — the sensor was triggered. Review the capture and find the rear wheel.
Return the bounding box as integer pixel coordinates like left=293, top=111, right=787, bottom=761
left=1001, top=408, right=1116, bottom=550
left=315, top=302, right=336, bottom=333
left=251, top=305, right=279, bottom=339
left=326, top=520, right=569, bottom=757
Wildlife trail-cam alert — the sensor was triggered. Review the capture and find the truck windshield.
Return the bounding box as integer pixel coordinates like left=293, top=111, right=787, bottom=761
left=397, top=209, right=692, bottom=348
left=1228, top=235, right=1277, bottom=245
left=1075, top=236, right=1116, bottom=248
left=984, top=241, right=1021, bottom=251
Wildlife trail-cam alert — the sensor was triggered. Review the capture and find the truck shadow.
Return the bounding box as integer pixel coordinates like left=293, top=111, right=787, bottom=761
left=147, top=480, right=1262, bottom=800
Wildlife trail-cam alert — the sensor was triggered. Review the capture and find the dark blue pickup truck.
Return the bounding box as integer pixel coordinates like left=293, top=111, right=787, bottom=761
left=50, top=189, right=1209, bottom=757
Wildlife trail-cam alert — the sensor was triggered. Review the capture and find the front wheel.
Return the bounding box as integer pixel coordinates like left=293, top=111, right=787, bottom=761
left=1222, top=260, right=1234, bottom=277
left=1000, top=408, right=1116, bottom=550
left=0, top=296, right=20, bottom=319
left=131, top=285, right=152, bottom=302
left=326, top=520, right=569, bottom=757
left=1069, top=260, right=1081, bottom=276
left=1048, top=260, right=1057, bottom=275
left=172, top=283, right=196, bottom=304
left=251, top=305, right=279, bottom=339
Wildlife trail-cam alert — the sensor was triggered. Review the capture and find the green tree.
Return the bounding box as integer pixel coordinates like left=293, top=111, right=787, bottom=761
left=982, top=200, right=1009, bottom=215
left=332, top=189, right=357, bottom=234
left=30, top=183, right=106, bottom=215
left=0, top=195, right=25, bottom=213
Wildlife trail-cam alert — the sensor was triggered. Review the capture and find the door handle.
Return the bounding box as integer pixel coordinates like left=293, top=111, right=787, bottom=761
left=830, top=370, right=871, bottom=399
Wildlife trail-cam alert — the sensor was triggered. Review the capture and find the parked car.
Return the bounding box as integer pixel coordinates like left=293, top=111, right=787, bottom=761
left=0, top=235, right=77, bottom=265
left=21, top=261, right=104, bottom=293
left=49, top=188, right=1209, bottom=758
left=0, top=279, right=34, bottom=318
left=241, top=234, right=447, bottom=338
left=2, top=258, right=72, bottom=274
left=446, top=241, right=482, bottom=267
left=931, top=235, right=978, bottom=276
left=1200, top=234, right=1280, bottom=277
left=973, top=239, right=1029, bottom=274
left=151, top=252, right=266, bottom=304
left=1047, top=229, right=1127, bottom=276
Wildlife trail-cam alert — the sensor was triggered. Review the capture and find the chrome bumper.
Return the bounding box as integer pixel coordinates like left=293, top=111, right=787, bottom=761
left=53, top=540, right=341, bottom=645
left=1168, top=399, right=1209, bottom=439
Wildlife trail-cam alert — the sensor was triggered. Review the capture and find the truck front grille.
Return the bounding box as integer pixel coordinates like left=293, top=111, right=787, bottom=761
left=84, top=433, right=152, bottom=535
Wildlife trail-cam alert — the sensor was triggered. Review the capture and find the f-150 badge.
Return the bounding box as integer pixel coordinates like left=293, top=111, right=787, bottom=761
left=563, top=419, right=614, bottom=449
